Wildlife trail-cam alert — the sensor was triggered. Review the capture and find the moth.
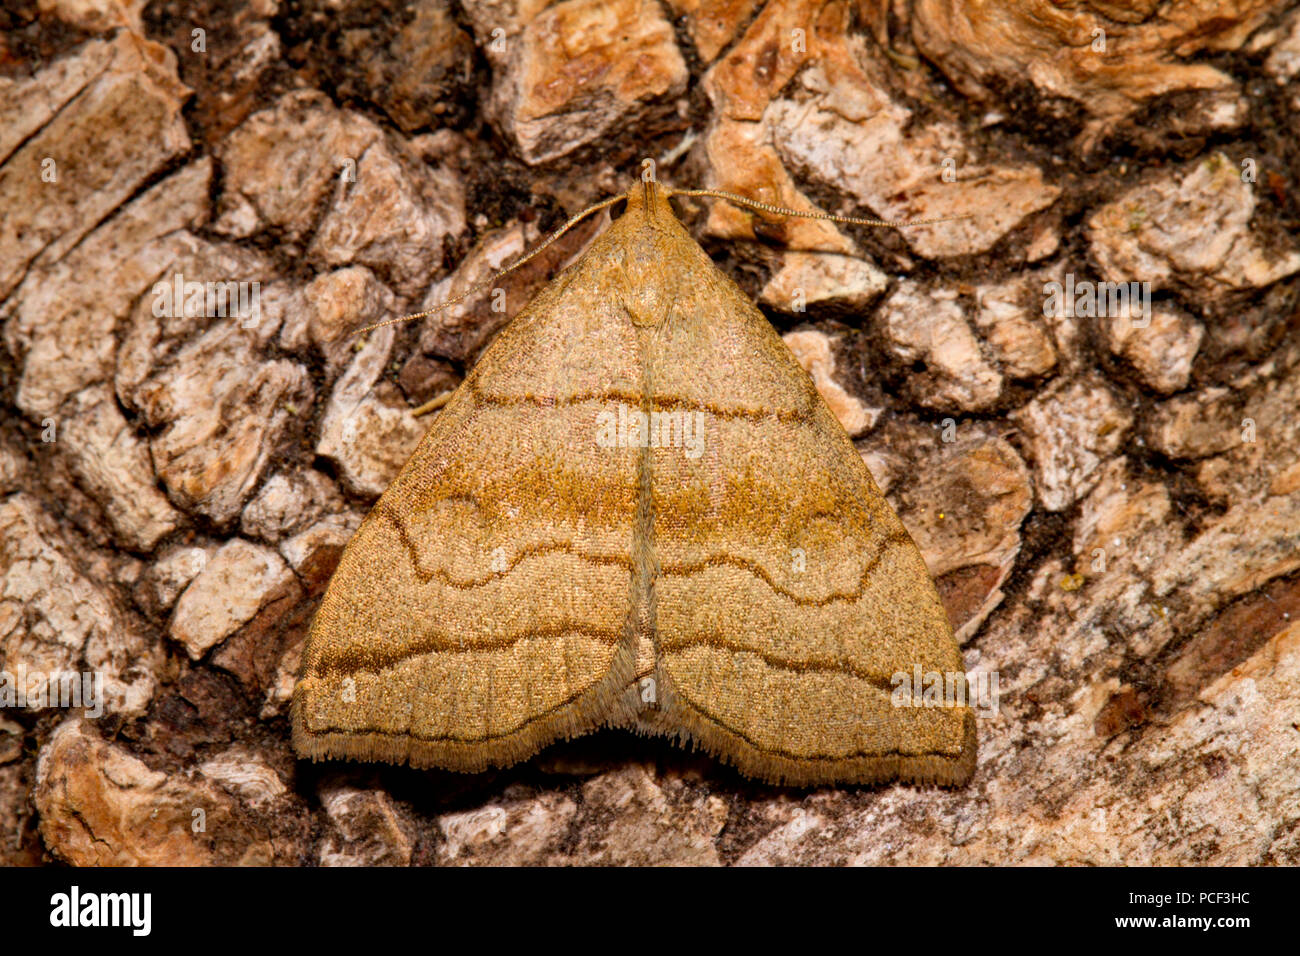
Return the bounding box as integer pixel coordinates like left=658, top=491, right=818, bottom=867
left=292, top=169, right=976, bottom=786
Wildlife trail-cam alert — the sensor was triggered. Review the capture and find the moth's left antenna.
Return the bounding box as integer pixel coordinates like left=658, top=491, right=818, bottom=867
left=352, top=194, right=622, bottom=337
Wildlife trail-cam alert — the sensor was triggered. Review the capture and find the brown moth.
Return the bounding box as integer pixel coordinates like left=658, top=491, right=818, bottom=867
left=292, top=174, right=976, bottom=786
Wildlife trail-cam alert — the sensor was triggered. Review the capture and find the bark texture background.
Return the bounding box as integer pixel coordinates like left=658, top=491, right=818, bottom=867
left=2, top=0, right=1300, bottom=865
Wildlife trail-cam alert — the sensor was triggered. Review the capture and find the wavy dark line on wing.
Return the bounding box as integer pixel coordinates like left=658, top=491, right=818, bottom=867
left=659, top=638, right=899, bottom=692
left=658, top=529, right=912, bottom=606
left=671, top=687, right=971, bottom=762
left=468, top=376, right=810, bottom=424
left=309, top=686, right=967, bottom=757
left=375, top=503, right=634, bottom=587
left=308, top=682, right=596, bottom=743
left=315, top=623, right=622, bottom=677
left=378, top=503, right=910, bottom=606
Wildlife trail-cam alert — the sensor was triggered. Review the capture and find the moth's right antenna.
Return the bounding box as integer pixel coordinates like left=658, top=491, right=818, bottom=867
left=669, top=188, right=971, bottom=229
